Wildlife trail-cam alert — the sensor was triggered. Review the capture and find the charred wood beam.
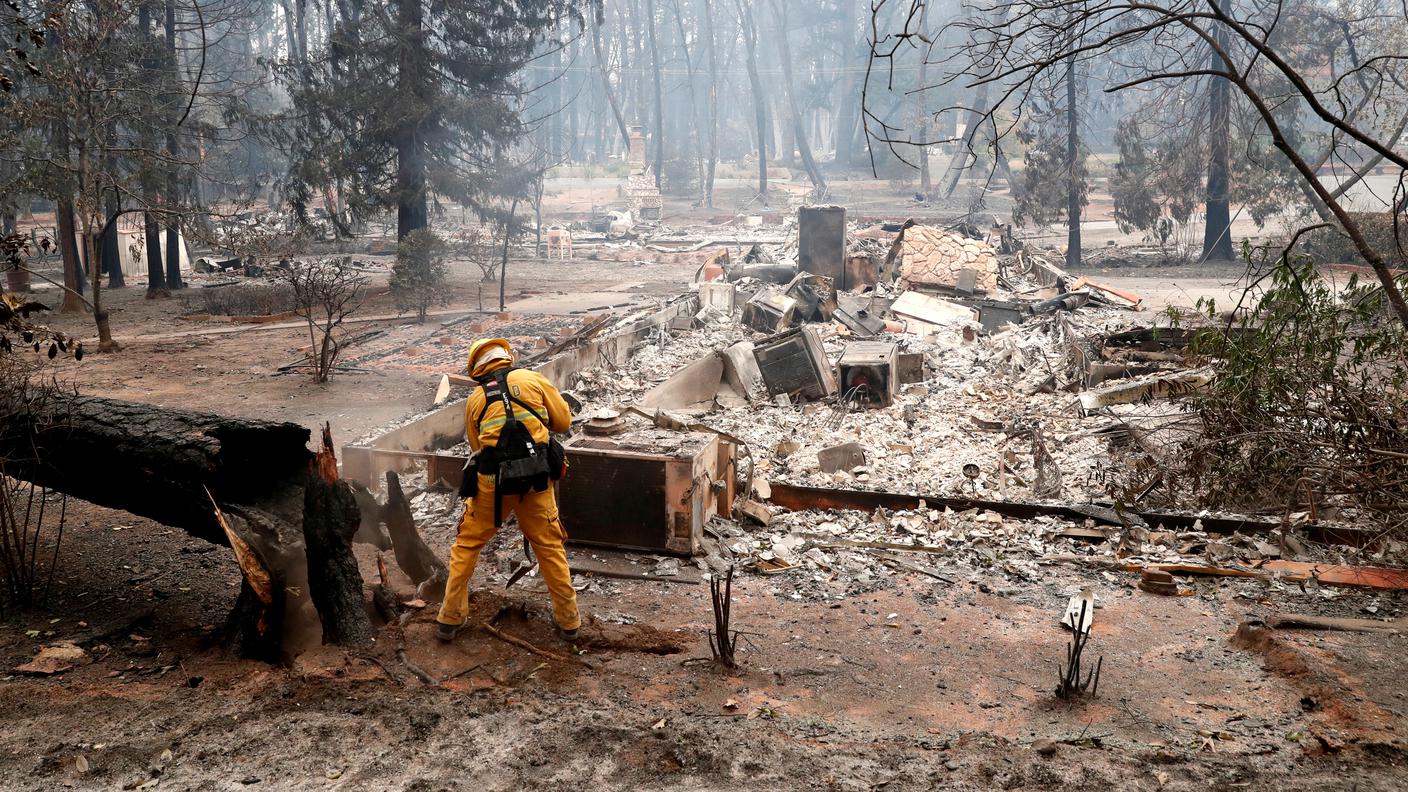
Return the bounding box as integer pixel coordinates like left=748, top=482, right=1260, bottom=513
left=766, top=483, right=1373, bottom=548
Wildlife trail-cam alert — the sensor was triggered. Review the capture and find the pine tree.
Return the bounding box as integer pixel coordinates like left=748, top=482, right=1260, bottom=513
left=281, top=0, right=592, bottom=241
left=390, top=228, right=449, bottom=322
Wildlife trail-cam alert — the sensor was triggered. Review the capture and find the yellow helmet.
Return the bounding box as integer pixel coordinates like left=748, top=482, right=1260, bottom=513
left=467, top=337, right=514, bottom=379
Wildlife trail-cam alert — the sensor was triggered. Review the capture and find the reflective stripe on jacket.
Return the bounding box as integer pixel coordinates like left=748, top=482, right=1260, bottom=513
left=464, top=367, right=572, bottom=452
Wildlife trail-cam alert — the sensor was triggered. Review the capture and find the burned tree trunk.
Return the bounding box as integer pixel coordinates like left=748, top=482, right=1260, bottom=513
left=223, top=580, right=288, bottom=663
left=645, top=0, right=664, bottom=190
left=737, top=0, right=768, bottom=201
left=1064, top=50, right=1082, bottom=271
left=1202, top=2, right=1235, bottom=262
left=55, top=198, right=86, bottom=311
left=769, top=0, right=826, bottom=198
left=304, top=472, right=374, bottom=647
left=0, top=395, right=372, bottom=659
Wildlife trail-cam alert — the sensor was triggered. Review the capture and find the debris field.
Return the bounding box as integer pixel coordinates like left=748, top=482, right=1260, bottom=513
left=2, top=210, right=1406, bottom=792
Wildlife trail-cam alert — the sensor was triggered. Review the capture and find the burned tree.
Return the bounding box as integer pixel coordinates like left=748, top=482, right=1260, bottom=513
left=735, top=0, right=769, bottom=202
left=282, top=258, right=366, bottom=383
left=0, top=395, right=372, bottom=660
left=707, top=565, right=740, bottom=668
left=1056, top=599, right=1101, bottom=698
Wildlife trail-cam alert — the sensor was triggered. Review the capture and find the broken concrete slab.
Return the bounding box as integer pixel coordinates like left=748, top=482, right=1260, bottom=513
left=890, top=291, right=979, bottom=328
left=956, top=267, right=978, bottom=296
left=432, top=375, right=452, bottom=406
left=817, top=442, right=867, bottom=474
left=638, top=352, right=726, bottom=411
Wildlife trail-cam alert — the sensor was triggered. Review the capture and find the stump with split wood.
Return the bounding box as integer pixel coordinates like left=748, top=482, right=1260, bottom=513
left=0, top=395, right=373, bottom=660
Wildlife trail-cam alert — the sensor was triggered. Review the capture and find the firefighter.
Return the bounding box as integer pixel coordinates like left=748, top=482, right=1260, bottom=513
left=436, top=338, right=579, bottom=642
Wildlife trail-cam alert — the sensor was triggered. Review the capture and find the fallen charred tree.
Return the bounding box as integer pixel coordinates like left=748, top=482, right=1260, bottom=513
left=0, top=394, right=372, bottom=660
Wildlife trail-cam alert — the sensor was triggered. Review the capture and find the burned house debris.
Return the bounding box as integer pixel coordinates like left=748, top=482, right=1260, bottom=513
left=340, top=208, right=1406, bottom=610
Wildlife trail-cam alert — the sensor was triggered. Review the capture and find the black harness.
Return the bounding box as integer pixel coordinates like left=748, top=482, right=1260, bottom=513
left=467, top=367, right=553, bottom=527
left=473, top=367, right=548, bottom=470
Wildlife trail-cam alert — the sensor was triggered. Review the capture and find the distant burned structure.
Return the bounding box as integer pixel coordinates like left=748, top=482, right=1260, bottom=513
left=625, top=126, right=663, bottom=221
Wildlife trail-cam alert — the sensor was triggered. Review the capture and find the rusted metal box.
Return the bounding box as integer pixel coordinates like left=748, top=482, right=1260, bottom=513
left=838, top=341, right=899, bottom=407
left=798, top=206, right=847, bottom=286
left=557, top=431, right=733, bottom=556
left=752, top=325, right=836, bottom=401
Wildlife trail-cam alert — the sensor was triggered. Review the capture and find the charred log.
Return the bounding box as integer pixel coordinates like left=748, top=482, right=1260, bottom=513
left=0, top=395, right=371, bottom=659
left=0, top=394, right=311, bottom=543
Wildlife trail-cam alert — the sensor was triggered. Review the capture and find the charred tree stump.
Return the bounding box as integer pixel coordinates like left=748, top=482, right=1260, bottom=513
left=0, top=395, right=372, bottom=660
left=222, top=579, right=288, bottom=663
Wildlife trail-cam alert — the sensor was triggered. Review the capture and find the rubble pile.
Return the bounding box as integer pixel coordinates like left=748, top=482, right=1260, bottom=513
left=365, top=209, right=1404, bottom=606
left=572, top=292, right=1139, bottom=504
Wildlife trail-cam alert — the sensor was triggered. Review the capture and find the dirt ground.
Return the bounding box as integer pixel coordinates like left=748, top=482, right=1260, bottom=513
left=2, top=182, right=1405, bottom=791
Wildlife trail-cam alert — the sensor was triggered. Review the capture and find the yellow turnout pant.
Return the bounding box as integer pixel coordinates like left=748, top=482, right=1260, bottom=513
left=436, top=474, right=580, bottom=631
